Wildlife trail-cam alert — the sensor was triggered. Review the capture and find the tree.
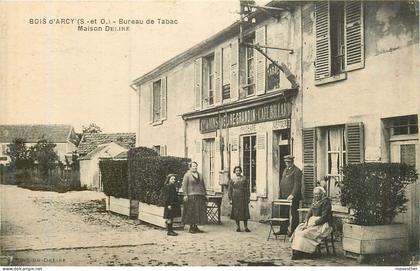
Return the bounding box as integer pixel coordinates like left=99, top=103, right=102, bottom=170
left=30, top=139, right=59, bottom=179
left=6, top=138, right=33, bottom=170
left=82, top=123, right=102, bottom=134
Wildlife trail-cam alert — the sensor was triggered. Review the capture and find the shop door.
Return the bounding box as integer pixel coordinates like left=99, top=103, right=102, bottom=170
left=202, top=139, right=215, bottom=190
left=390, top=139, right=418, bottom=245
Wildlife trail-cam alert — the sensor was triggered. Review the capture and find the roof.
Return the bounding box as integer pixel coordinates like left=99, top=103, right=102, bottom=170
left=113, top=150, right=128, bottom=160
left=0, top=124, right=74, bottom=143
left=131, top=1, right=294, bottom=88
left=77, top=133, right=136, bottom=156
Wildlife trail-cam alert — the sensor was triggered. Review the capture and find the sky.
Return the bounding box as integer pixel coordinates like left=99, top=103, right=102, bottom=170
left=0, top=0, right=254, bottom=133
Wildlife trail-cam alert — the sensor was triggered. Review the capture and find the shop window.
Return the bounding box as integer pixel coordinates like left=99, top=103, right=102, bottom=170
left=242, top=134, right=257, bottom=194
left=202, top=54, right=215, bottom=107
left=389, top=115, right=418, bottom=136
left=222, top=46, right=231, bottom=100
left=315, top=1, right=364, bottom=84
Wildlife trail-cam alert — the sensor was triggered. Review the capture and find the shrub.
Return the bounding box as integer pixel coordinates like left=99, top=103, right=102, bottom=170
left=100, top=160, right=129, bottom=198
left=127, top=147, right=159, bottom=160
left=129, top=156, right=190, bottom=206
left=341, top=163, right=418, bottom=226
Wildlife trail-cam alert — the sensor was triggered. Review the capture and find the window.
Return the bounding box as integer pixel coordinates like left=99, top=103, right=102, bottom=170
left=203, top=54, right=215, bottom=107
left=389, top=115, right=418, bottom=136
left=315, top=1, right=364, bottom=82
left=222, top=46, right=231, bottom=100
left=242, top=135, right=257, bottom=194
left=152, top=145, right=160, bottom=155
left=244, top=33, right=255, bottom=96
left=150, top=77, right=167, bottom=124
left=325, top=127, right=346, bottom=200
left=266, top=63, right=280, bottom=91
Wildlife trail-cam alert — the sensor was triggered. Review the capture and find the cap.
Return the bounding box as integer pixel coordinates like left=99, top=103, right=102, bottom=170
left=283, top=155, right=295, bottom=161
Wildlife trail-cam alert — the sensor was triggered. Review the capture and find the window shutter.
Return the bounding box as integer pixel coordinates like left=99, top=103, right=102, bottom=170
left=315, top=1, right=331, bottom=80
left=160, top=77, right=167, bottom=120
left=194, top=58, right=202, bottom=110
left=344, top=1, right=364, bottom=71
left=345, top=122, right=364, bottom=164
left=214, top=49, right=222, bottom=105
left=302, top=128, right=317, bottom=205
left=160, top=145, right=167, bottom=156
left=238, top=43, right=248, bottom=99
left=255, top=25, right=267, bottom=95
left=256, top=132, right=267, bottom=198
left=148, top=82, right=153, bottom=123
left=214, top=136, right=222, bottom=192
left=230, top=40, right=239, bottom=101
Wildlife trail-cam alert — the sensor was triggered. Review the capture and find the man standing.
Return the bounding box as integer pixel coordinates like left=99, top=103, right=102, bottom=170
left=279, top=155, right=303, bottom=236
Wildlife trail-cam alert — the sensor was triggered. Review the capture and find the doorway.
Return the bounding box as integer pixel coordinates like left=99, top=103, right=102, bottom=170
left=278, top=129, right=290, bottom=189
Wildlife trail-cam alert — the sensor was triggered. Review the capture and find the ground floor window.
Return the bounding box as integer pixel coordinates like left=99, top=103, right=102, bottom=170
left=241, top=134, right=256, bottom=194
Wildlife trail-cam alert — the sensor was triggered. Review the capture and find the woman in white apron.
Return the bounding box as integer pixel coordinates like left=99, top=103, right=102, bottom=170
left=291, top=186, right=333, bottom=259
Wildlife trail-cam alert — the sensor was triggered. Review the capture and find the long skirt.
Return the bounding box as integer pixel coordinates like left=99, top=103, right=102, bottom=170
left=290, top=216, right=332, bottom=253
left=182, top=195, right=208, bottom=225
left=163, top=204, right=181, bottom=219
left=230, top=191, right=250, bottom=220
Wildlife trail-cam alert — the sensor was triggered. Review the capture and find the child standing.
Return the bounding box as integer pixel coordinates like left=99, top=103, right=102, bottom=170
left=162, top=174, right=181, bottom=236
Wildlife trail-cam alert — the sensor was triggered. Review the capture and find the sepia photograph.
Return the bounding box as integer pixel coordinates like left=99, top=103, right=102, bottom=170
left=0, top=0, right=419, bottom=268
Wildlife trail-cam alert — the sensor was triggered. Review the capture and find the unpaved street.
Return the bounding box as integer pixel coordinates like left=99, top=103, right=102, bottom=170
left=1, top=184, right=358, bottom=266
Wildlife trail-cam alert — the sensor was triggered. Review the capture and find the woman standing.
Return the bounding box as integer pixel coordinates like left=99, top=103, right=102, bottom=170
left=162, top=174, right=181, bottom=236
left=181, top=161, right=208, bottom=233
left=228, top=166, right=251, bottom=232
left=291, top=186, right=333, bottom=259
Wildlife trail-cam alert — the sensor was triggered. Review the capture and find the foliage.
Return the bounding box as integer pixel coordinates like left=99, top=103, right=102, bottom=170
left=129, top=156, right=190, bottom=206
left=82, top=123, right=102, bottom=134
left=340, top=163, right=418, bottom=226
left=100, top=160, right=129, bottom=198
left=6, top=138, right=33, bottom=170
left=29, top=139, right=60, bottom=179
left=127, top=146, right=159, bottom=160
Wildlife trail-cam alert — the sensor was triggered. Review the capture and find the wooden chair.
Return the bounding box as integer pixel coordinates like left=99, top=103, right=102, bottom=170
left=316, top=227, right=336, bottom=255
left=267, top=199, right=292, bottom=241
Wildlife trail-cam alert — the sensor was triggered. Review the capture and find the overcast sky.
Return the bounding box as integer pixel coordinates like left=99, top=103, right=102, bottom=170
left=0, top=0, right=256, bottom=133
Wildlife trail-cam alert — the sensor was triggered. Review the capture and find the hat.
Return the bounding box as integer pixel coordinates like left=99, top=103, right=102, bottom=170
left=283, top=155, right=295, bottom=161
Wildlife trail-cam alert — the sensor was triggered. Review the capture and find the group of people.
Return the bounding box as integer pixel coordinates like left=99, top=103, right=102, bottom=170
left=161, top=156, right=333, bottom=260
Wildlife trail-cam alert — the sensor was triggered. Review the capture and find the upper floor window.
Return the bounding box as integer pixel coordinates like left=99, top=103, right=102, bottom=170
left=150, top=77, right=167, bottom=124
left=203, top=54, right=215, bottom=107
left=222, top=46, right=231, bottom=100
left=315, top=1, right=364, bottom=84
left=152, top=80, right=161, bottom=122
left=244, top=33, right=255, bottom=96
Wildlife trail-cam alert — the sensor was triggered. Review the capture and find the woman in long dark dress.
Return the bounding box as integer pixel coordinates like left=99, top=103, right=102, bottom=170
left=162, top=174, right=181, bottom=236
left=228, top=166, right=251, bottom=232
left=181, top=161, right=208, bottom=233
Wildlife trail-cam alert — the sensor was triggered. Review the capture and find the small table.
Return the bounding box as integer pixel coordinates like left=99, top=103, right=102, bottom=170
left=206, top=195, right=222, bottom=224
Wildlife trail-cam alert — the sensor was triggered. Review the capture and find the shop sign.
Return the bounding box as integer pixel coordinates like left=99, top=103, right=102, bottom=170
left=200, top=101, right=292, bottom=133
left=273, top=119, right=290, bottom=130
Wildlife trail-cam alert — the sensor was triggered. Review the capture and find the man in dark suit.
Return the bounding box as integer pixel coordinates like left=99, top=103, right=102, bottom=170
left=279, top=155, right=303, bottom=236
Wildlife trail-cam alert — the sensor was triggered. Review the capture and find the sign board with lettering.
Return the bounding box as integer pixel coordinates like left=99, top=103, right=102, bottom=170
left=199, top=101, right=292, bottom=133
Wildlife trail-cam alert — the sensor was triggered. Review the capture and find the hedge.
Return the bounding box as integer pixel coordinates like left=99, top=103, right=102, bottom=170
left=99, top=160, right=129, bottom=198
left=129, top=156, right=190, bottom=206
left=127, top=147, right=159, bottom=160
left=341, top=162, right=418, bottom=226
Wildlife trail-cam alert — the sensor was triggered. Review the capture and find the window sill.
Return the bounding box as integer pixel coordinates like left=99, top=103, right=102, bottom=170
left=315, top=73, right=347, bottom=86
left=151, top=120, right=164, bottom=126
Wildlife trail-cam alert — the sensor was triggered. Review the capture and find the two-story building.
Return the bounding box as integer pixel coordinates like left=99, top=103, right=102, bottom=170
left=132, top=1, right=304, bottom=220
left=132, top=1, right=419, bottom=247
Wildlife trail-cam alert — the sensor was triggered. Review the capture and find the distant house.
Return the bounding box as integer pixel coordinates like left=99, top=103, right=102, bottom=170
left=77, top=133, right=136, bottom=157
left=79, top=142, right=131, bottom=191
left=0, top=124, right=79, bottom=163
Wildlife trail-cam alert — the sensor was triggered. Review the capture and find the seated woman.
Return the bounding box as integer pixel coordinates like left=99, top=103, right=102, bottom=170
left=291, top=186, right=332, bottom=260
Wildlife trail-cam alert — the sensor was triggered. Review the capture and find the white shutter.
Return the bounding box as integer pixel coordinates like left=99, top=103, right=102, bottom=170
left=159, top=145, right=167, bottom=156
left=194, top=58, right=202, bottom=110
left=214, top=136, right=222, bottom=192
left=315, top=1, right=331, bottom=80
left=256, top=132, right=267, bottom=198
left=255, top=25, right=267, bottom=95
left=230, top=40, right=239, bottom=101
left=214, top=49, right=222, bottom=105
left=160, top=77, right=167, bottom=120
left=345, top=1, right=364, bottom=71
